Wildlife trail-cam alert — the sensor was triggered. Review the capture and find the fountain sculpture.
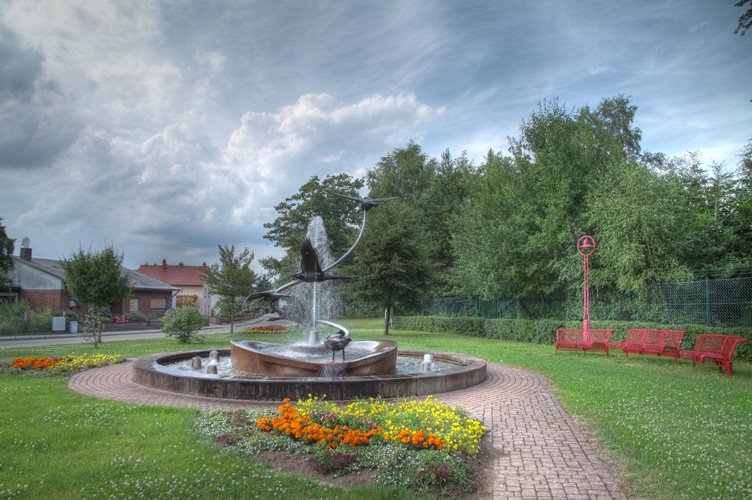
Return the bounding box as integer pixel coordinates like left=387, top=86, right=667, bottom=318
left=132, top=194, right=486, bottom=400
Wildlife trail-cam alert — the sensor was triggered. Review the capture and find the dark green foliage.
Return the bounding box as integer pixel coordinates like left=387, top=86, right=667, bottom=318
left=262, top=174, right=363, bottom=282
left=0, top=301, right=52, bottom=335
left=61, top=245, right=132, bottom=345
left=203, top=245, right=257, bottom=333
left=394, top=315, right=752, bottom=361
left=0, top=218, right=15, bottom=289
left=735, top=0, right=752, bottom=35
left=125, top=311, right=147, bottom=322
left=451, top=97, right=752, bottom=312
left=161, top=304, right=206, bottom=343
left=347, top=201, right=430, bottom=335
left=366, top=141, right=436, bottom=201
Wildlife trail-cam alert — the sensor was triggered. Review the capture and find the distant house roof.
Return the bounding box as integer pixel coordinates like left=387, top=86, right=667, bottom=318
left=137, top=262, right=208, bottom=287
left=13, top=257, right=177, bottom=291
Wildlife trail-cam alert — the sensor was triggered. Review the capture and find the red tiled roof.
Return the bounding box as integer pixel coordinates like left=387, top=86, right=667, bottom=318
left=137, top=264, right=208, bottom=286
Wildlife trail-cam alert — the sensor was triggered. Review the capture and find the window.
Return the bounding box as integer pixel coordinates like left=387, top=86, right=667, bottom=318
left=150, top=298, right=167, bottom=309
left=129, top=298, right=139, bottom=312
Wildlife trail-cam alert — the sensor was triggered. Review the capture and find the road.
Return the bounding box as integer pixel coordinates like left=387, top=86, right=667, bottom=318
left=0, top=321, right=258, bottom=350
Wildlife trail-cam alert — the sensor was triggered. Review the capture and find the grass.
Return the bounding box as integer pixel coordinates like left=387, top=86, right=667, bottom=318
left=1, top=319, right=751, bottom=498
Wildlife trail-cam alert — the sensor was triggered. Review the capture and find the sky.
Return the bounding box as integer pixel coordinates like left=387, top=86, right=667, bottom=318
left=1, top=0, right=750, bottom=271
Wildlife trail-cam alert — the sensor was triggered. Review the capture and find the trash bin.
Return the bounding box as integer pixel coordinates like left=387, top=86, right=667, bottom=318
left=69, top=320, right=78, bottom=333
left=52, top=316, right=66, bottom=332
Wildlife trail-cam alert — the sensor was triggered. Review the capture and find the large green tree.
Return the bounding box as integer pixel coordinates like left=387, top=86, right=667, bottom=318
left=415, top=150, right=475, bottom=296
left=366, top=144, right=473, bottom=297
left=452, top=96, right=644, bottom=312
left=203, top=245, right=258, bottom=333
left=348, top=201, right=430, bottom=335
left=366, top=142, right=436, bottom=201
left=61, top=245, right=132, bottom=345
left=0, top=218, right=15, bottom=290
left=586, top=162, right=692, bottom=294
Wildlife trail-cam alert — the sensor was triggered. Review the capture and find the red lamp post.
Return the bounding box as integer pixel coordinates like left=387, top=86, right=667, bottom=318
left=577, top=235, right=596, bottom=342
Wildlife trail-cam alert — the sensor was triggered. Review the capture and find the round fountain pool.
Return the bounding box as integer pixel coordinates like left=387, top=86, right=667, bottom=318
left=132, top=348, right=487, bottom=401
left=231, top=339, right=398, bottom=377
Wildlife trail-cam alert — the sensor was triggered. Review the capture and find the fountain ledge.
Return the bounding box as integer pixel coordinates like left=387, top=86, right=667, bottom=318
left=132, top=349, right=487, bottom=401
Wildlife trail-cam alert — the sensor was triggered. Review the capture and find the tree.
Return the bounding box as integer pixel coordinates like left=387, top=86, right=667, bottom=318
left=161, top=303, right=205, bottom=343
left=451, top=96, right=645, bottom=312
left=735, top=0, right=752, bottom=35
left=347, top=201, right=430, bottom=335
left=262, top=173, right=363, bottom=283
left=60, top=245, right=132, bottom=345
left=0, top=218, right=14, bottom=290
left=586, top=162, right=692, bottom=294
left=415, top=149, right=475, bottom=296
left=366, top=142, right=436, bottom=201
left=203, top=245, right=258, bottom=333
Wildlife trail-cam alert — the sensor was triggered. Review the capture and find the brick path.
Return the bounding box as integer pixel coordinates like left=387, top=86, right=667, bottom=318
left=69, top=361, right=626, bottom=499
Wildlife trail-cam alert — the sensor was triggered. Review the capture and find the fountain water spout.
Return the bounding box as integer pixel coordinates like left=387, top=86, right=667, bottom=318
left=319, top=319, right=351, bottom=360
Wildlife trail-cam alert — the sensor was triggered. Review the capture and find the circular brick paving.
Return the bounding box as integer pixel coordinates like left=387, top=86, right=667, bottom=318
left=69, top=360, right=626, bottom=499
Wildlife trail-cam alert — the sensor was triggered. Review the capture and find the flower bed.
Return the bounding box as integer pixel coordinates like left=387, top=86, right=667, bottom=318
left=241, top=324, right=288, bottom=334
left=195, top=395, right=486, bottom=495
left=10, top=353, right=125, bottom=374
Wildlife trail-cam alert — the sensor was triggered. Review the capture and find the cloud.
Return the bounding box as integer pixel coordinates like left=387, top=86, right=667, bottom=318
left=0, top=25, right=82, bottom=168
left=11, top=91, right=442, bottom=266
left=223, top=92, right=443, bottom=216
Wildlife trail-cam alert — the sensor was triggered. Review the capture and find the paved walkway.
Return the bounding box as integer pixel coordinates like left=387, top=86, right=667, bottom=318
left=0, top=317, right=272, bottom=349
left=69, top=361, right=627, bottom=499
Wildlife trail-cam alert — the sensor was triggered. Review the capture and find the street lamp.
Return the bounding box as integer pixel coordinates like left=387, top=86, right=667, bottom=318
left=577, top=235, right=596, bottom=342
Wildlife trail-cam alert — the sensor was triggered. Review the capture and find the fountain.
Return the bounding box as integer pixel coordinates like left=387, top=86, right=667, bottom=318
left=132, top=194, right=486, bottom=400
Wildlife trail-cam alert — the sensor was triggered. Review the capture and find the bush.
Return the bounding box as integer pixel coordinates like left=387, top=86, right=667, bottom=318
left=0, top=301, right=30, bottom=320
left=125, top=311, right=147, bottom=322
left=0, top=302, right=52, bottom=335
left=393, top=315, right=752, bottom=361
left=161, top=304, right=206, bottom=343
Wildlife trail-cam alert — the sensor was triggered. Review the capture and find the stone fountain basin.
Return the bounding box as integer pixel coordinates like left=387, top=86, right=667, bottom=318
left=230, top=339, right=398, bottom=377
left=132, top=349, right=487, bottom=401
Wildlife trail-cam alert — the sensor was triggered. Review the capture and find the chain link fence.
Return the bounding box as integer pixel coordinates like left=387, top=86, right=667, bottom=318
left=417, top=277, right=752, bottom=327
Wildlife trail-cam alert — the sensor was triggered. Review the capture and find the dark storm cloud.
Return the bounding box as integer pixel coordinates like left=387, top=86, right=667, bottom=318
left=0, top=24, right=81, bottom=169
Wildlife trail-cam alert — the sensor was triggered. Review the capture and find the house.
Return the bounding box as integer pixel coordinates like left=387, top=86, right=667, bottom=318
left=2, top=248, right=177, bottom=317
left=137, top=260, right=213, bottom=316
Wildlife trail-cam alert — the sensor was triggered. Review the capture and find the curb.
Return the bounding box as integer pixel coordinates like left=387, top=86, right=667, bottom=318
left=0, top=322, right=256, bottom=342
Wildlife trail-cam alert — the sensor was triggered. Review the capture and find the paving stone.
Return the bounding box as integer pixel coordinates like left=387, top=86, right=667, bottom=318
left=69, top=360, right=627, bottom=499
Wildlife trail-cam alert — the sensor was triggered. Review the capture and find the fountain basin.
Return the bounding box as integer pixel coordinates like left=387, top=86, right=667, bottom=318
left=132, top=349, right=487, bottom=401
left=230, top=339, right=398, bottom=377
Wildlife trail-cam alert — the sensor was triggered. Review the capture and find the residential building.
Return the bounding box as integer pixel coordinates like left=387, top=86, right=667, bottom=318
left=137, top=260, right=212, bottom=316
left=2, top=248, right=177, bottom=317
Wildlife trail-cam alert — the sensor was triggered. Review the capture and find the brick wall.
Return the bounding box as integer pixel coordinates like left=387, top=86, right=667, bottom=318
left=20, top=288, right=172, bottom=318
left=126, top=290, right=173, bottom=318
left=20, top=289, right=72, bottom=312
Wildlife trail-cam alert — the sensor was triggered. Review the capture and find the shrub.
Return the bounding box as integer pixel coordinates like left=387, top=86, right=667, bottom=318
left=394, top=315, right=752, bottom=361
left=161, top=304, right=206, bottom=343
left=125, top=311, right=147, bottom=322
left=0, top=301, right=30, bottom=319
left=63, top=310, right=79, bottom=321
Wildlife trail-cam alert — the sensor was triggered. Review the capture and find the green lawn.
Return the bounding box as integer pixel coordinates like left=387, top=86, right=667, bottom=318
left=1, top=319, right=750, bottom=499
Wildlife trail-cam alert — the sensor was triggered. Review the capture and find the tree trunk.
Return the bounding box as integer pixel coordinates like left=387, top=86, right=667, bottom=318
left=230, top=300, right=235, bottom=334
left=383, top=305, right=391, bottom=336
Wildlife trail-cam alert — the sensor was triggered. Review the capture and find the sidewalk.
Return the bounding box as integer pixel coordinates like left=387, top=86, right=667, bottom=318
left=70, top=360, right=627, bottom=499
left=0, top=317, right=270, bottom=349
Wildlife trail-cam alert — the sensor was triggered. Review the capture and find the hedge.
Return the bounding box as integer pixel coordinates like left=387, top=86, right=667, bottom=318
left=393, top=316, right=752, bottom=363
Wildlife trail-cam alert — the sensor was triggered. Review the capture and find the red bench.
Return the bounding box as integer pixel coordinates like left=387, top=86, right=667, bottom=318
left=555, top=328, right=614, bottom=355
left=610, top=329, right=686, bottom=361
left=679, top=334, right=748, bottom=377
